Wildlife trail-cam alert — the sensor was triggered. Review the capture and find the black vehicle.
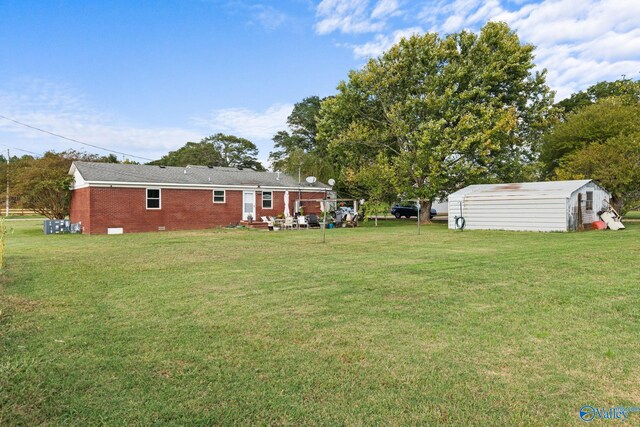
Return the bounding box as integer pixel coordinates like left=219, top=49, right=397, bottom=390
left=390, top=203, right=437, bottom=219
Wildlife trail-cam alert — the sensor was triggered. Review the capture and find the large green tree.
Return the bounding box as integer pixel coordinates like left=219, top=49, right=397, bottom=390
left=0, top=154, right=34, bottom=210
left=556, top=78, right=640, bottom=116
left=556, top=133, right=640, bottom=214
left=268, top=96, right=335, bottom=182
left=542, top=94, right=640, bottom=213
left=318, top=22, right=554, bottom=221
left=540, top=97, right=640, bottom=176
left=11, top=150, right=114, bottom=219
left=151, top=133, right=265, bottom=170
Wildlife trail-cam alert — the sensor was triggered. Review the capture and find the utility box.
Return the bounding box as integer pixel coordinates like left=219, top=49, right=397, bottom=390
left=44, top=220, right=70, bottom=234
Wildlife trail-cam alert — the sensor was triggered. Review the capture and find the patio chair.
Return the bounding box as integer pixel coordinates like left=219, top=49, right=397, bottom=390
left=271, top=216, right=286, bottom=229
left=284, top=216, right=296, bottom=230
left=307, top=214, right=321, bottom=228
left=261, top=216, right=274, bottom=231
left=298, top=215, right=309, bottom=229
left=345, top=213, right=358, bottom=228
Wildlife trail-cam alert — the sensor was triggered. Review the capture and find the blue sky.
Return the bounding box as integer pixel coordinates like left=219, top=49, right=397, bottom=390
left=1, top=0, right=639, bottom=164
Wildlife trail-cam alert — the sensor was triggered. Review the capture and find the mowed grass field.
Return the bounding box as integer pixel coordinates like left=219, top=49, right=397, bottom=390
left=625, top=210, right=640, bottom=219
left=2, top=220, right=639, bottom=426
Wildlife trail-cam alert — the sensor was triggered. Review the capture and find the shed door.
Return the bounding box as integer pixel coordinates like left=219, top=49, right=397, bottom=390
left=242, top=191, right=255, bottom=220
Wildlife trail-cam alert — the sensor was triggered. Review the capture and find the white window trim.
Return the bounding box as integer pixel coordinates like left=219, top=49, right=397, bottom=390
left=213, top=189, right=226, bottom=204
left=586, top=191, right=594, bottom=212
left=146, top=188, right=161, bottom=210
left=262, top=191, right=273, bottom=209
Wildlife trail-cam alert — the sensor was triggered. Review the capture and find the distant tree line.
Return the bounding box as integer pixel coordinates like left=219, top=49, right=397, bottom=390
left=1, top=151, right=127, bottom=219
left=148, top=133, right=265, bottom=171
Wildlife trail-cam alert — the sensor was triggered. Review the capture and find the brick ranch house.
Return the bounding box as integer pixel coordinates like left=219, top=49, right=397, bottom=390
left=69, top=162, right=332, bottom=234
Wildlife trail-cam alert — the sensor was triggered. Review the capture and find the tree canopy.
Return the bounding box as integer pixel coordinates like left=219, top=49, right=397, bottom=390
left=556, top=133, right=640, bottom=214
left=151, top=134, right=265, bottom=170
left=317, top=21, right=553, bottom=220
left=556, top=78, right=640, bottom=116
left=541, top=93, right=640, bottom=213
left=9, top=150, right=117, bottom=219
left=540, top=97, right=640, bottom=176
left=268, top=96, right=335, bottom=182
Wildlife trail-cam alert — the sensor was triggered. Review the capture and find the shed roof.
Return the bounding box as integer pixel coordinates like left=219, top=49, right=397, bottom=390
left=448, top=180, right=594, bottom=200
left=69, top=161, right=331, bottom=190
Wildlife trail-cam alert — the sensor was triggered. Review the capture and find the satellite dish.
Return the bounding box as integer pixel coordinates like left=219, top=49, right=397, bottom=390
left=306, top=176, right=317, bottom=184
left=328, top=178, right=336, bottom=186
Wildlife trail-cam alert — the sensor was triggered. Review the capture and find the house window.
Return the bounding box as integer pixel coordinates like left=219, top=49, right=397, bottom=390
left=213, top=190, right=226, bottom=203
left=146, top=188, right=161, bottom=209
left=262, top=191, right=272, bottom=209
left=586, top=191, right=593, bottom=211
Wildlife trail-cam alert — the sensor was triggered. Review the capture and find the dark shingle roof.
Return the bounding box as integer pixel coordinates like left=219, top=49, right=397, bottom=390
left=71, top=162, right=331, bottom=189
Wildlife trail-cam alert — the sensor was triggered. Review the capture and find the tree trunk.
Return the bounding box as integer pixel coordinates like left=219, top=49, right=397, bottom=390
left=419, top=200, right=432, bottom=224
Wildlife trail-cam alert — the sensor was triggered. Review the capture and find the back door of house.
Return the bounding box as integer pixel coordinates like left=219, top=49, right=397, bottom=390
left=242, top=191, right=255, bottom=220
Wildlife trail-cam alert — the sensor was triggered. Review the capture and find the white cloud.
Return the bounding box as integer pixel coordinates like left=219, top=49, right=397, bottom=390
left=493, top=0, right=640, bottom=99
left=193, top=104, right=293, bottom=142
left=0, top=80, right=201, bottom=161
left=441, top=14, right=465, bottom=33
left=248, top=5, right=288, bottom=31
left=321, top=0, right=640, bottom=100
left=352, top=26, right=423, bottom=58
left=0, top=80, right=294, bottom=165
left=315, top=0, right=387, bottom=34
left=371, top=0, right=401, bottom=19
left=575, top=29, right=640, bottom=62
left=191, top=104, right=295, bottom=167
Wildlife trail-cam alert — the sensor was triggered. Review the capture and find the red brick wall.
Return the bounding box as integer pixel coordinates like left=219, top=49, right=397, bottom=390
left=85, top=187, right=244, bottom=234
left=295, top=191, right=327, bottom=215
left=69, top=187, right=91, bottom=233
left=256, top=190, right=277, bottom=219
left=72, top=187, right=328, bottom=234
left=256, top=190, right=327, bottom=218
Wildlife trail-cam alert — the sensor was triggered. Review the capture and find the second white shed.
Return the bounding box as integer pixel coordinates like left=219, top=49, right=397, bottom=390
left=448, top=180, right=610, bottom=232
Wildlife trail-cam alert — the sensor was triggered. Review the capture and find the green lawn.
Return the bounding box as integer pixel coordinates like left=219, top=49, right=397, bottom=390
left=2, top=221, right=639, bottom=425
left=625, top=211, right=640, bottom=219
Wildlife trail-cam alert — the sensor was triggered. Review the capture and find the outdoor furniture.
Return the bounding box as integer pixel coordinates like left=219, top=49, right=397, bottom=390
left=284, top=216, right=296, bottom=230
left=345, top=213, right=358, bottom=228
left=307, top=214, right=321, bottom=228
left=298, top=216, right=309, bottom=229
left=261, top=216, right=274, bottom=231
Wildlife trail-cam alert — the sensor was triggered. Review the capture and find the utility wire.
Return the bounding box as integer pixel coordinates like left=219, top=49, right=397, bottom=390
left=0, top=114, right=155, bottom=161
left=0, top=143, right=42, bottom=157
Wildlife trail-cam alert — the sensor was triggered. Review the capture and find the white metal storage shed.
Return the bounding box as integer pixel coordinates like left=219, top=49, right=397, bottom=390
left=448, top=180, right=610, bottom=232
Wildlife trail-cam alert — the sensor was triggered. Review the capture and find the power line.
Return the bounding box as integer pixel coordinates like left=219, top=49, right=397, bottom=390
left=0, top=143, right=41, bottom=157
left=0, top=114, right=155, bottom=161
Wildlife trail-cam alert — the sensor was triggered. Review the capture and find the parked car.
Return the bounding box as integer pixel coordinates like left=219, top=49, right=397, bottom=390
left=390, top=203, right=437, bottom=219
